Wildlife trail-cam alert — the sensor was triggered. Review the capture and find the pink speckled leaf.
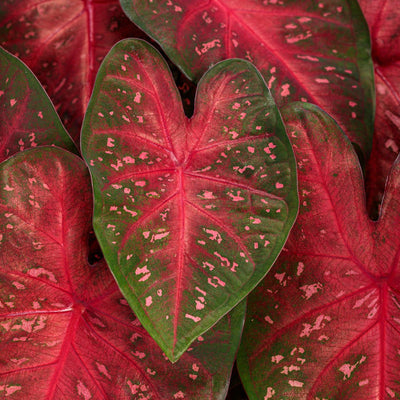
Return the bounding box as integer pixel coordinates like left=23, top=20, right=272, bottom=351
left=237, top=102, right=400, bottom=399
left=81, top=39, right=297, bottom=362
left=358, top=0, right=400, bottom=218
left=0, top=0, right=147, bottom=143
left=0, top=47, right=76, bottom=162
left=121, top=0, right=374, bottom=157
left=0, top=146, right=245, bottom=399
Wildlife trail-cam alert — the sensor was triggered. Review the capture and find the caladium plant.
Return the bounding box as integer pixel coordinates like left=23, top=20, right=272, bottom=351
left=81, top=38, right=298, bottom=362
left=238, top=102, right=400, bottom=398
left=0, top=0, right=147, bottom=143
left=0, top=47, right=76, bottom=162
left=358, top=0, right=400, bottom=218
left=120, top=0, right=375, bottom=158
left=0, top=146, right=245, bottom=399
left=0, top=0, right=398, bottom=398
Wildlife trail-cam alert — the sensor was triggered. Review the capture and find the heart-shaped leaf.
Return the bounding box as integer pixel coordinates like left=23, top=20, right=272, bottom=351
left=237, top=102, right=400, bottom=399
left=0, top=47, right=76, bottom=162
left=81, top=39, right=298, bottom=362
left=120, top=0, right=374, bottom=157
left=0, top=146, right=245, bottom=399
left=358, top=0, right=400, bottom=218
left=0, top=0, right=147, bottom=142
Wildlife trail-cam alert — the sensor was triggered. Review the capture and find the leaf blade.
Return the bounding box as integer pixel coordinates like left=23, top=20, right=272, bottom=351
left=81, top=38, right=297, bottom=361
left=0, top=146, right=245, bottom=399
left=358, top=0, right=400, bottom=218
left=237, top=102, right=400, bottom=399
left=0, top=47, right=76, bottom=162
left=0, top=0, right=147, bottom=142
left=121, top=0, right=375, bottom=157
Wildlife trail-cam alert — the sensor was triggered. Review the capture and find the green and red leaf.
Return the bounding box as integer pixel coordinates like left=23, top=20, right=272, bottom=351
left=121, top=0, right=374, bottom=157
left=81, top=39, right=297, bottom=362
left=358, top=0, right=400, bottom=218
left=0, top=0, right=147, bottom=142
left=0, top=146, right=244, bottom=399
left=0, top=47, right=76, bottom=162
left=237, top=102, right=400, bottom=399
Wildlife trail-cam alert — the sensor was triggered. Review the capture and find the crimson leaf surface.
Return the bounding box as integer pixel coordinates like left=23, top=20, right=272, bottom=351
left=237, top=102, right=400, bottom=399
left=0, top=0, right=147, bottom=142
left=81, top=38, right=298, bottom=362
left=0, top=47, right=76, bottom=163
left=121, top=0, right=374, bottom=157
left=358, top=0, right=400, bottom=218
left=0, top=146, right=245, bottom=399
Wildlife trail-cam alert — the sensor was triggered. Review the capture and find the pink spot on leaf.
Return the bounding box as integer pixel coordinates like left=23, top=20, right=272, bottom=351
left=280, top=84, right=290, bottom=97
left=315, top=78, right=330, bottom=84
left=77, top=381, right=92, bottom=400
left=288, top=380, right=304, bottom=388
left=185, top=314, right=201, bottom=323
left=145, top=296, right=152, bottom=307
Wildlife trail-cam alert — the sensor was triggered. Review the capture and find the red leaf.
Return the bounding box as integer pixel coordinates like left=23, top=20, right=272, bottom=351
left=0, top=47, right=76, bottom=162
left=358, top=0, right=400, bottom=218
left=81, top=39, right=298, bottom=361
left=121, top=0, right=374, bottom=157
left=237, top=102, right=400, bottom=399
left=0, top=146, right=245, bottom=399
left=0, top=0, right=146, bottom=142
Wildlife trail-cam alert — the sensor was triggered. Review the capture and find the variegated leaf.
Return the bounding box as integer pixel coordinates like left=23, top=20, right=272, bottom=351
left=121, top=0, right=374, bottom=157
left=81, top=39, right=297, bottom=361
left=0, top=146, right=245, bottom=399
left=237, top=102, right=400, bottom=399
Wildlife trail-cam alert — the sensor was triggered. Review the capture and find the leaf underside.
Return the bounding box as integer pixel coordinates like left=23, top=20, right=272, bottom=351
left=0, top=0, right=147, bottom=142
left=81, top=38, right=297, bottom=362
left=121, top=0, right=375, bottom=157
left=237, top=102, right=400, bottom=399
left=0, top=47, right=76, bottom=162
left=0, top=146, right=245, bottom=399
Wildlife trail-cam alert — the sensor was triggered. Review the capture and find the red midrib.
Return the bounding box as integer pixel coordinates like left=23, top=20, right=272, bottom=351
left=379, top=282, right=388, bottom=399
left=172, top=167, right=186, bottom=354
left=84, top=0, right=96, bottom=102
left=45, top=305, right=84, bottom=398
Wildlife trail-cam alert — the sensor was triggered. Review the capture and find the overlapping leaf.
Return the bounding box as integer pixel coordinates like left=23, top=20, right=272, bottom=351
left=0, top=47, right=76, bottom=162
left=237, top=102, right=400, bottom=399
left=81, top=39, right=297, bottom=361
left=358, top=0, right=400, bottom=217
left=0, top=146, right=245, bottom=399
left=121, top=0, right=374, bottom=157
left=0, top=0, right=147, bottom=142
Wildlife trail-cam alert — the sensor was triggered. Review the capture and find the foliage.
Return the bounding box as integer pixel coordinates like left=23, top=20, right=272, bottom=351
left=0, top=0, right=399, bottom=399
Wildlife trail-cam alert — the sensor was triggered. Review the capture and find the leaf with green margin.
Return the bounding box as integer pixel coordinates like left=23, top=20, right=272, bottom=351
left=0, top=47, right=76, bottom=162
left=0, top=146, right=245, bottom=399
left=81, top=38, right=297, bottom=362
left=237, top=102, right=400, bottom=399
left=120, top=0, right=374, bottom=158
left=358, top=0, right=400, bottom=218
